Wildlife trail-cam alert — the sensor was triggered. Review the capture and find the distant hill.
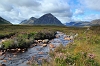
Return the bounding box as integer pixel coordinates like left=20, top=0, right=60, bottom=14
left=91, top=19, right=100, bottom=26
left=33, top=13, right=63, bottom=26
left=20, top=17, right=37, bottom=24
left=66, top=21, right=90, bottom=27
left=0, top=17, right=11, bottom=24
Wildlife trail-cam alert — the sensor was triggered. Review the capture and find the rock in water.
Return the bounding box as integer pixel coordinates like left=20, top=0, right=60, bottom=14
left=42, top=44, right=47, bottom=47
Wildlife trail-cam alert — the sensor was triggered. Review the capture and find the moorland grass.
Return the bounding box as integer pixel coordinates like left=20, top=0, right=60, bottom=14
left=0, top=25, right=100, bottom=66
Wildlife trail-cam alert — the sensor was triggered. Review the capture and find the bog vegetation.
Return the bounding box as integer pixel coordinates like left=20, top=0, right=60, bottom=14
left=0, top=25, right=100, bottom=66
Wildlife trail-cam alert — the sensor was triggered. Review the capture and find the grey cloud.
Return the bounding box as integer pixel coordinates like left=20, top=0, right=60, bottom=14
left=0, top=0, right=72, bottom=24
left=7, top=0, right=41, bottom=7
left=0, top=0, right=41, bottom=11
left=0, top=3, right=13, bottom=11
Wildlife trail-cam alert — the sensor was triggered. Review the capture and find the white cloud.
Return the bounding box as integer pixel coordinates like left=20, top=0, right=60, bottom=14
left=40, top=0, right=69, bottom=13
left=72, top=16, right=82, bottom=21
left=82, top=14, right=100, bottom=21
left=0, top=0, right=72, bottom=24
left=74, top=9, right=84, bottom=15
left=79, top=0, right=100, bottom=11
left=72, top=14, right=100, bottom=22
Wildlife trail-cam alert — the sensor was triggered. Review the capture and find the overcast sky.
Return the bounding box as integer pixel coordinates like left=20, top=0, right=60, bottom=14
left=0, top=0, right=100, bottom=24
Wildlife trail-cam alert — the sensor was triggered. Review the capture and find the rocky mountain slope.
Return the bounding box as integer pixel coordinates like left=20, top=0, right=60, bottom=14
left=20, top=17, right=37, bottom=24
left=33, top=13, right=63, bottom=26
left=0, top=17, right=11, bottom=24
left=91, top=19, right=100, bottom=25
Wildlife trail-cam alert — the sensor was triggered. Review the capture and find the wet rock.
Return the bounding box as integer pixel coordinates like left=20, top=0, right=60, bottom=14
left=64, top=35, right=74, bottom=40
left=17, top=48, right=21, bottom=51
left=34, top=44, right=37, bottom=46
left=38, top=52, right=44, bottom=54
left=0, top=52, right=4, bottom=56
left=26, top=60, right=31, bottom=65
left=34, top=40, right=38, bottom=43
left=64, top=37, right=71, bottom=40
left=7, top=49, right=10, bottom=52
left=42, top=44, right=47, bottom=47
left=3, top=60, right=7, bottom=63
left=0, top=56, right=5, bottom=60
left=22, top=51, right=25, bottom=53
left=0, top=64, right=6, bottom=66
left=8, top=58, right=12, bottom=60
left=49, top=44, right=55, bottom=48
left=38, top=40, right=42, bottom=42
left=1, top=40, right=6, bottom=42
left=10, top=49, right=16, bottom=52
left=12, top=52, right=17, bottom=55
left=74, top=33, right=78, bottom=37
left=13, top=55, right=17, bottom=57
left=43, top=39, right=49, bottom=43
left=70, top=36, right=74, bottom=39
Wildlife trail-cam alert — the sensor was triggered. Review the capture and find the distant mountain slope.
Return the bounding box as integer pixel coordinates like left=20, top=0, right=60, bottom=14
left=66, top=22, right=76, bottom=26
left=91, top=19, right=100, bottom=25
left=20, top=17, right=37, bottom=24
left=33, top=13, right=63, bottom=26
left=66, top=21, right=90, bottom=27
left=0, top=17, right=11, bottom=24
left=20, top=20, right=28, bottom=24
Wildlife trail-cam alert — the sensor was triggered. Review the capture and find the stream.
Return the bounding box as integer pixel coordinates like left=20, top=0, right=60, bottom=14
left=0, top=31, right=72, bottom=66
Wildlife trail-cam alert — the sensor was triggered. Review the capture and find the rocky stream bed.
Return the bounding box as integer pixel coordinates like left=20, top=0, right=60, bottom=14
left=0, top=31, right=74, bottom=66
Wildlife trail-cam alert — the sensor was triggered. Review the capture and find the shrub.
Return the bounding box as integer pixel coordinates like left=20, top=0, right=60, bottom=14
left=34, top=30, right=56, bottom=40
left=2, top=39, right=14, bottom=49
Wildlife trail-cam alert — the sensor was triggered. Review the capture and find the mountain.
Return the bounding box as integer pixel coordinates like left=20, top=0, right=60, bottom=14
left=0, top=17, right=11, bottom=24
left=20, top=20, right=28, bottom=24
left=66, top=22, right=76, bottom=26
left=66, top=21, right=90, bottom=27
left=33, top=13, right=63, bottom=26
left=20, top=17, right=37, bottom=24
left=91, top=19, right=100, bottom=25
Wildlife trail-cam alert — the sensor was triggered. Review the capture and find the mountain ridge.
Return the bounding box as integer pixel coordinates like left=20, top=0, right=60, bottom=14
left=20, top=13, right=63, bottom=26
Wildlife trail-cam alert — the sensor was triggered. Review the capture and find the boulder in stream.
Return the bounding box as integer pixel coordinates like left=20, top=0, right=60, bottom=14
left=43, top=39, right=49, bottom=43
left=42, top=44, right=47, bottom=47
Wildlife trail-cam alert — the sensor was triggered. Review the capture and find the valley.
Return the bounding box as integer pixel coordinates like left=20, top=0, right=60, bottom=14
left=0, top=25, right=100, bottom=66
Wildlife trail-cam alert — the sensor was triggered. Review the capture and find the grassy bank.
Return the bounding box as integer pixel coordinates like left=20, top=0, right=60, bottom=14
left=41, top=26, right=100, bottom=66
left=0, top=25, right=57, bottom=49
